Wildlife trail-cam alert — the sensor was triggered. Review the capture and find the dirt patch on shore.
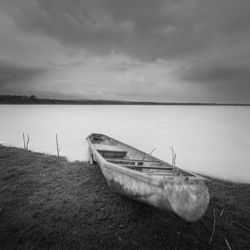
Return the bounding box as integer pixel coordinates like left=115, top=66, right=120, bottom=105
left=0, top=145, right=249, bottom=249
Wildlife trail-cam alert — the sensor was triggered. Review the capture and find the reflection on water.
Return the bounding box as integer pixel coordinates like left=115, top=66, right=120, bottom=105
left=0, top=105, right=250, bottom=183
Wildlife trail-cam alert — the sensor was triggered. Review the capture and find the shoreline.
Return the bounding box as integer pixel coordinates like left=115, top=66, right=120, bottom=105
left=1, top=103, right=250, bottom=106
left=1, top=95, right=250, bottom=106
left=0, top=145, right=250, bottom=249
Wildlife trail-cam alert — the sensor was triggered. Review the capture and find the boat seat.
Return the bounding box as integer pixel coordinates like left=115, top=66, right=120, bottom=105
left=90, top=134, right=105, bottom=144
left=119, top=165, right=174, bottom=171
left=105, top=158, right=160, bottom=163
left=97, top=150, right=127, bottom=159
left=107, top=159, right=144, bottom=166
left=145, top=172, right=174, bottom=176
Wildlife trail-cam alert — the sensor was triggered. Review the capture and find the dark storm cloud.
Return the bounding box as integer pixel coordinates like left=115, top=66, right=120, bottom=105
left=180, top=61, right=250, bottom=103
left=182, top=63, right=250, bottom=84
left=2, top=0, right=250, bottom=60
left=0, top=59, right=47, bottom=87
left=1, top=0, right=250, bottom=102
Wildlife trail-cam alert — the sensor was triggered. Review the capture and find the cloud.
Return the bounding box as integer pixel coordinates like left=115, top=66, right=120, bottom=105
left=180, top=59, right=250, bottom=103
left=2, top=0, right=250, bottom=60
left=0, top=59, right=47, bottom=92
left=1, top=0, right=135, bottom=56
left=182, top=63, right=250, bottom=84
left=1, top=0, right=250, bottom=102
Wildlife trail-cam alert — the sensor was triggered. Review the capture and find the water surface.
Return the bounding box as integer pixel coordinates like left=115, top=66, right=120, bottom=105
left=0, top=105, right=250, bottom=183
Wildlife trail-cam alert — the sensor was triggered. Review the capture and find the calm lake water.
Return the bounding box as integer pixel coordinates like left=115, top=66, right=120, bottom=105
left=0, top=105, right=250, bottom=183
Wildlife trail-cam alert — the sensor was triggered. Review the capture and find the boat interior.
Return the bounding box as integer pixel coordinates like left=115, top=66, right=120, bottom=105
left=89, top=133, right=195, bottom=177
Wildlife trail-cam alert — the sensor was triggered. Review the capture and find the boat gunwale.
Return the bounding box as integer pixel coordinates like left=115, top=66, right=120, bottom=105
left=87, top=134, right=205, bottom=183
left=99, top=134, right=203, bottom=178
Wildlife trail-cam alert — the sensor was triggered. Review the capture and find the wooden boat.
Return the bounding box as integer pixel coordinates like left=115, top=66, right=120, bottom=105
left=86, top=133, right=209, bottom=222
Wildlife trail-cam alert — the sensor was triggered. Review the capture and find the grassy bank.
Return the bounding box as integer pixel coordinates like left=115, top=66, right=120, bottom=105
left=0, top=146, right=249, bottom=249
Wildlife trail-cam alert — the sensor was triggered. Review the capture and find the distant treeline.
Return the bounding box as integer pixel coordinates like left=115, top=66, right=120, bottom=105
left=0, top=95, right=249, bottom=106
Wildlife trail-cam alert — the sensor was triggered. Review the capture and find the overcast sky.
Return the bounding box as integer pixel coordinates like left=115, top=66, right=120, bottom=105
left=0, top=0, right=250, bottom=102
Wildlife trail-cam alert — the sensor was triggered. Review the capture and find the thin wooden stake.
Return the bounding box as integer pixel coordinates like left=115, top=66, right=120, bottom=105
left=225, top=238, right=232, bottom=250
left=169, top=146, right=177, bottom=166
left=56, top=134, right=60, bottom=158
left=22, top=133, right=26, bottom=149
left=208, top=210, right=216, bottom=244
left=149, top=148, right=156, bottom=155
left=26, top=134, right=30, bottom=150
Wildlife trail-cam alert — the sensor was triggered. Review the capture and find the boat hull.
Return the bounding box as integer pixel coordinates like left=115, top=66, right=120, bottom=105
left=87, top=134, right=209, bottom=222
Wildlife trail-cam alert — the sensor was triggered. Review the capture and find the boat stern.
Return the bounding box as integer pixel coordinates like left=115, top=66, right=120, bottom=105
left=161, top=178, right=209, bottom=222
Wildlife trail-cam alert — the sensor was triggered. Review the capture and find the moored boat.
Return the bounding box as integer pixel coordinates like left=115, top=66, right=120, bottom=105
left=86, top=133, right=209, bottom=222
